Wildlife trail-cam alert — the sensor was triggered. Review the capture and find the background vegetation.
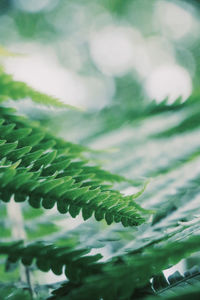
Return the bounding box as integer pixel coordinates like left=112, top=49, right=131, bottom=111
left=1, top=0, right=200, bottom=299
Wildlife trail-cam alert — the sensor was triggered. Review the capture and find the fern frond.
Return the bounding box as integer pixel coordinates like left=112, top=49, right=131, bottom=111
left=0, top=240, right=103, bottom=282
left=152, top=104, right=200, bottom=138
left=146, top=276, right=200, bottom=299
left=152, top=266, right=200, bottom=298
left=0, top=106, right=148, bottom=227
left=54, top=232, right=200, bottom=299
left=0, top=282, right=32, bottom=300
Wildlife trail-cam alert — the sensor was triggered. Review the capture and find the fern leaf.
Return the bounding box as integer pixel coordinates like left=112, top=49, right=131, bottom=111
left=0, top=240, right=103, bottom=282
left=55, top=232, right=200, bottom=300
left=0, top=106, right=149, bottom=226
left=152, top=266, right=200, bottom=298
left=0, top=283, right=32, bottom=300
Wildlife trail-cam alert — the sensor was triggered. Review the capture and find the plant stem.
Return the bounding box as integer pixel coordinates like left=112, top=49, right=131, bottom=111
left=7, top=197, right=34, bottom=298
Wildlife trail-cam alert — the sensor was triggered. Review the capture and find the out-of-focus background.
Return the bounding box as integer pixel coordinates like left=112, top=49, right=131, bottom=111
left=1, top=0, right=200, bottom=295
left=1, top=0, right=199, bottom=111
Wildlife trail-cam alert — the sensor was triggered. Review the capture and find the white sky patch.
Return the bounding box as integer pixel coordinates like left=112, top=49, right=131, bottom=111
left=145, top=64, right=192, bottom=104
left=38, top=269, right=66, bottom=284
left=155, top=1, right=196, bottom=40
left=4, top=44, right=113, bottom=109
left=12, top=0, right=57, bottom=13
left=122, top=186, right=140, bottom=196
left=132, top=36, right=175, bottom=78
left=89, top=26, right=143, bottom=76
left=4, top=50, right=89, bottom=107
left=89, top=23, right=177, bottom=83
left=81, top=76, right=115, bottom=109
left=163, top=260, right=185, bottom=280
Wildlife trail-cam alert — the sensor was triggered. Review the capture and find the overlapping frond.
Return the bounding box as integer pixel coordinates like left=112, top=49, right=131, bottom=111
left=151, top=266, right=200, bottom=298
left=0, top=240, right=103, bottom=282
left=49, top=232, right=200, bottom=300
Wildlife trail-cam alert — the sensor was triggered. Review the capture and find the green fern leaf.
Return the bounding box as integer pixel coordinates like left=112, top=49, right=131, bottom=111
left=0, top=106, right=148, bottom=227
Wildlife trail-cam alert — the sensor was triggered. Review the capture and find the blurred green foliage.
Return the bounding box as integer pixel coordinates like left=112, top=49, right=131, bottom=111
left=1, top=0, right=200, bottom=299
